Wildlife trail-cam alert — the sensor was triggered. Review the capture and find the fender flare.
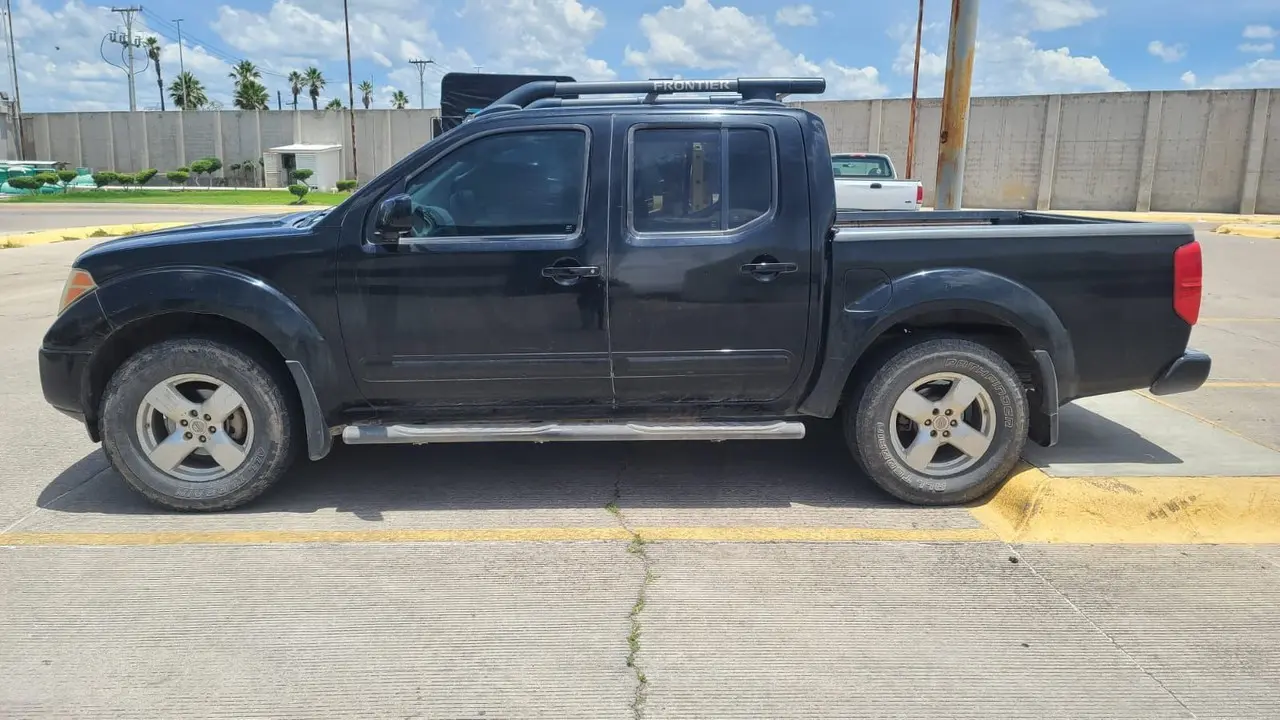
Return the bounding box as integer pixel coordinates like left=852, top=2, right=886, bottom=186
left=92, top=266, right=339, bottom=460
left=798, top=267, right=1077, bottom=425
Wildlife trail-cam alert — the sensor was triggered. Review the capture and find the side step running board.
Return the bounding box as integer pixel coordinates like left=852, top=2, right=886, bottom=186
left=342, top=421, right=806, bottom=445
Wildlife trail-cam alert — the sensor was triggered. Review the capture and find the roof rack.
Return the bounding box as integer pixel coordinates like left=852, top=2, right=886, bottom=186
left=476, top=77, right=826, bottom=118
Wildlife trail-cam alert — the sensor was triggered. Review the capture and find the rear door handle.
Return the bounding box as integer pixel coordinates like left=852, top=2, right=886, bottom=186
left=740, top=262, right=799, bottom=281
left=869, top=182, right=883, bottom=189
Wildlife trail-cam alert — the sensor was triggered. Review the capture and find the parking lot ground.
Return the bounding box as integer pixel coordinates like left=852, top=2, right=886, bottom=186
left=3, top=226, right=1280, bottom=718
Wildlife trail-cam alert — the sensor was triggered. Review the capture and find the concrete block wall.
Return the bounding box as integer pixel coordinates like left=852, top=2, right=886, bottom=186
left=10, top=108, right=440, bottom=187
left=793, top=87, right=1278, bottom=213
left=4, top=88, right=1277, bottom=212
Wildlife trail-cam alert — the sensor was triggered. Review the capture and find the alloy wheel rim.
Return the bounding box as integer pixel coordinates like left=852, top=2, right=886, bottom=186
left=134, top=373, right=254, bottom=483
left=888, top=371, right=995, bottom=477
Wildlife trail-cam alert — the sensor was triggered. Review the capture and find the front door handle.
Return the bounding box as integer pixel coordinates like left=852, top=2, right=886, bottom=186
left=542, top=264, right=601, bottom=286
left=870, top=182, right=883, bottom=189
left=740, top=261, right=799, bottom=282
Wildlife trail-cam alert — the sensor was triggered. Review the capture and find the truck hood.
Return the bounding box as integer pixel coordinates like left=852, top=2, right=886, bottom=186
left=99, top=210, right=318, bottom=245
left=73, top=209, right=333, bottom=281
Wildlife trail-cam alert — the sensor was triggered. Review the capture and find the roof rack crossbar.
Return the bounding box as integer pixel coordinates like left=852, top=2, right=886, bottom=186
left=479, top=77, right=825, bottom=116
left=528, top=94, right=771, bottom=109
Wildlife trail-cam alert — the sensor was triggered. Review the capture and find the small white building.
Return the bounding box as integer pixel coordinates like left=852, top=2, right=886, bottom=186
left=264, top=143, right=342, bottom=191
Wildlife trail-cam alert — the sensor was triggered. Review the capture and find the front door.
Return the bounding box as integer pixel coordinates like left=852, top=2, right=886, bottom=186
left=339, top=120, right=612, bottom=412
left=607, top=116, right=814, bottom=406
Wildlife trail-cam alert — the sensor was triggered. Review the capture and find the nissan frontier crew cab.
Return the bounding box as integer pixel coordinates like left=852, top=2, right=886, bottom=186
left=39, top=77, right=1211, bottom=511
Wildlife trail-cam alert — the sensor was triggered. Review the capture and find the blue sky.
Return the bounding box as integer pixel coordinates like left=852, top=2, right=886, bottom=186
left=4, top=0, right=1278, bottom=112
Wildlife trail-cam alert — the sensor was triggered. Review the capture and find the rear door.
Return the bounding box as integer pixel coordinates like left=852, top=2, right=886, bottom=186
left=607, top=113, right=814, bottom=406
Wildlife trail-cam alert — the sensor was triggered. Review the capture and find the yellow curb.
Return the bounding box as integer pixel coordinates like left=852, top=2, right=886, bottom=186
left=967, top=465, right=1280, bottom=544
left=0, top=222, right=186, bottom=248
left=1215, top=223, right=1280, bottom=240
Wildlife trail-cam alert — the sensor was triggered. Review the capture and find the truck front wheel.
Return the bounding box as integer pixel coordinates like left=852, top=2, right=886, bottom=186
left=100, top=337, right=298, bottom=511
left=844, top=337, right=1029, bottom=505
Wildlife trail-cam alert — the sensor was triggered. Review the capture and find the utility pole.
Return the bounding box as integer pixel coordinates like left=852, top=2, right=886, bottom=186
left=277, top=90, right=282, bottom=111
left=408, top=58, right=434, bottom=110
left=906, top=0, right=925, bottom=180
left=3, top=0, right=24, bottom=159
left=341, top=0, right=358, bottom=181
left=173, top=18, right=186, bottom=109
left=110, top=6, right=143, bottom=111
left=935, top=0, right=979, bottom=210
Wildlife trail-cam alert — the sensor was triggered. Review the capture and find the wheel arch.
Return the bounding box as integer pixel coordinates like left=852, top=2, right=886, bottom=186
left=799, top=268, right=1076, bottom=446
left=87, top=267, right=338, bottom=460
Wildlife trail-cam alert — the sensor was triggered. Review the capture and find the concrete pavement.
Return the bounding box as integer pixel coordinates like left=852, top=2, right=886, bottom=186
left=2, top=227, right=1280, bottom=718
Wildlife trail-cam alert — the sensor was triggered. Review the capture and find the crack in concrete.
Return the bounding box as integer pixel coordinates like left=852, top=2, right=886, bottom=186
left=606, top=459, right=653, bottom=720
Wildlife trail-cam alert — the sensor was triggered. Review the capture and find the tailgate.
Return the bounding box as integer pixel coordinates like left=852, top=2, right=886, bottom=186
left=835, top=178, right=920, bottom=211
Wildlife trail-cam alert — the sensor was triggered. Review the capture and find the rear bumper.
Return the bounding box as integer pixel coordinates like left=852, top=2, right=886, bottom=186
left=1149, top=349, right=1211, bottom=396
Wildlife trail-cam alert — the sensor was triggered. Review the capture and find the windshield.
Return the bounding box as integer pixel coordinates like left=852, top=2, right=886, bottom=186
left=832, top=155, right=894, bottom=178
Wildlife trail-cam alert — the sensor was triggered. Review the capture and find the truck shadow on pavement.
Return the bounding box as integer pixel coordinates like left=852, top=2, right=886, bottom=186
left=36, top=407, right=1181, bottom=520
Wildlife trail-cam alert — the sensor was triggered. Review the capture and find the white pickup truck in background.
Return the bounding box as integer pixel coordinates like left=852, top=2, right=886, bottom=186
left=832, top=153, right=923, bottom=211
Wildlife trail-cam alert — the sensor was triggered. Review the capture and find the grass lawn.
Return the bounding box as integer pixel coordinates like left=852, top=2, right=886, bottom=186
left=5, top=189, right=347, bottom=206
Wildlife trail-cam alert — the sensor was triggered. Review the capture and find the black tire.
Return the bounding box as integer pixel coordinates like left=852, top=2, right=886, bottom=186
left=100, top=337, right=298, bottom=511
left=844, top=336, right=1028, bottom=505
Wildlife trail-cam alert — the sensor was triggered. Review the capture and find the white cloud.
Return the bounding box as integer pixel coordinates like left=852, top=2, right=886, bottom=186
left=1195, top=58, right=1280, bottom=88
left=1147, top=41, right=1186, bottom=63
left=459, top=0, right=615, bottom=80
left=1239, top=42, right=1275, bottom=54
left=1242, top=25, right=1277, bottom=40
left=623, top=0, right=886, bottom=99
left=1016, top=0, right=1104, bottom=32
left=1180, top=71, right=1198, bottom=87
left=774, top=4, right=817, bottom=27
left=893, top=26, right=1126, bottom=96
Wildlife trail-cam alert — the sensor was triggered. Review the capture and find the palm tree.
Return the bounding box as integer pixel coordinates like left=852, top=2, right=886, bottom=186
left=358, top=80, right=374, bottom=109
left=325, top=97, right=343, bottom=110
left=228, top=60, right=261, bottom=94
left=287, top=70, right=304, bottom=110
left=390, top=89, right=410, bottom=109
left=144, top=36, right=164, bottom=111
left=303, top=66, right=325, bottom=110
left=169, top=72, right=207, bottom=110
left=234, top=79, right=270, bottom=110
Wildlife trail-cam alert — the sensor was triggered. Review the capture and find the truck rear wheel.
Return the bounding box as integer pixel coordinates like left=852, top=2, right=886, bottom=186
left=844, top=336, right=1028, bottom=505
left=100, top=337, right=297, bottom=511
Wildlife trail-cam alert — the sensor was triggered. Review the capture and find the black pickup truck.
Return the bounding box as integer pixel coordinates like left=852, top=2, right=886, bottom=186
left=39, top=77, right=1210, bottom=511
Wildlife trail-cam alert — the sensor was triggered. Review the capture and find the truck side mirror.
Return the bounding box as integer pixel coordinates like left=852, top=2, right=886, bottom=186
left=373, top=194, right=414, bottom=243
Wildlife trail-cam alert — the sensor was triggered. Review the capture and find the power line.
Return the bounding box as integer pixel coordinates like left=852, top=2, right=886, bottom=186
left=139, top=7, right=289, bottom=79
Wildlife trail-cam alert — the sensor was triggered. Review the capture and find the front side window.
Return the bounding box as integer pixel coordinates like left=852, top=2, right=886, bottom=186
left=630, top=126, right=774, bottom=236
left=403, top=129, right=587, bottom=239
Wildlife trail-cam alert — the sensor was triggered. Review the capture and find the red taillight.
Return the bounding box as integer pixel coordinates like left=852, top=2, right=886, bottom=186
left=1173, top=241, right=1202, bottom=325
left=916, top=184, right=924, bottom=204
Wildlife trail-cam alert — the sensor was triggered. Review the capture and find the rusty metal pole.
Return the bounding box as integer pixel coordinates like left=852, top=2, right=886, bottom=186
left=906, top=0, right=925, bottom=179
left=342, top=0, right=358, bottom=183
left=935, top=0, right=980, bottom=210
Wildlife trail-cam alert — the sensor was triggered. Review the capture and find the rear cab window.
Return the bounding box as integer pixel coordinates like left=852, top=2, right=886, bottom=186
left=831, top=154, right=894, bottom=178
left=628, top=125, right=776, bottom=243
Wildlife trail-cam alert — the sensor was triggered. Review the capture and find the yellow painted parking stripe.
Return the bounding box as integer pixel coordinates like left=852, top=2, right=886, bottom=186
left=1202, top=381, right=1280, bottom=388
left=0, top=526, right=997, bottom=547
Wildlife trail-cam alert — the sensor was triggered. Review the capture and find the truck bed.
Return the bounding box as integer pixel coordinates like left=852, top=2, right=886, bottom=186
left=828, top=210, right=1197, bottom=402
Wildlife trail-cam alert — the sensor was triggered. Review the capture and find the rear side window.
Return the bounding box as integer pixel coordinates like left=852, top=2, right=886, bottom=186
left=630, top=126, right=775, bottom=236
